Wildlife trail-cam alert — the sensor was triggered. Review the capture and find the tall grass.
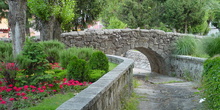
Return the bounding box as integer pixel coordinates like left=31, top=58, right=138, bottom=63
left=172, top=34, right=220, bottom=58
left=173, top=36, right=197, bottom=55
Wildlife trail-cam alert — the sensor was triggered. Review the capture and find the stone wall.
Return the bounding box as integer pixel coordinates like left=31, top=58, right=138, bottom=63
left=56, top=55, right=134, bottom=110
left=170, top=55, right=206, bottom=81
left=124, top=50, right=151, bottom=71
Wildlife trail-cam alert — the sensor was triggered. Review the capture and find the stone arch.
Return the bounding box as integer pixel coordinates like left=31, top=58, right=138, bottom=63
left=134, top=47, right=166, bottom=74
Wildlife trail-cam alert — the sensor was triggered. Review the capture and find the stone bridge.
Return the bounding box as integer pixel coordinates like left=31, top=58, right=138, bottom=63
left=60, top=29, right=196, bottom=75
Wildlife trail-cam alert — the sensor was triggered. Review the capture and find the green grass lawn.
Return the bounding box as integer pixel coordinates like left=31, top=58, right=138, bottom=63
left=21, top=92, right=74, bottom=110
left=109, top=62, right=118, bottom=71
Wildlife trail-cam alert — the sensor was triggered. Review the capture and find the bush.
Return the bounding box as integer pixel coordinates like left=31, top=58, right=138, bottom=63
left=16, top=38, right=51, bottom=85
left=201, top=55, right=220, bottom=109
left=203, top=35, right=220, bottom=57
left=60, top=47, right=96, bottom=69
left=67, top=56, right=89, bottom=82
left=0, top=41, right=13, bottom=62
left=40, top=40, right=65, bottom=63
left=88, top=51, right=109, bottom=73
left=89, top=69, right=105, bottom=82
left=172, top=36, right=197, bottom=55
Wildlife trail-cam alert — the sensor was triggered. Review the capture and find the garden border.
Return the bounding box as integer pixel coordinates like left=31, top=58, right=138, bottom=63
left=56, top=55, right=134, bottom=110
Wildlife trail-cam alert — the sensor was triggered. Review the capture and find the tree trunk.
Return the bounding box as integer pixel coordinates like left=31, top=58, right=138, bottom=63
left=8, top=0, right=26, bottom=57
left=26, top=16, right=30, bottom=36
left=53, top=18, right=61, bottom=41
left=39, top=16, right=61, bottom=41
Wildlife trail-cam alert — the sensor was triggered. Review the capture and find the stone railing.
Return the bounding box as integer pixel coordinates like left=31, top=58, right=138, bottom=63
left=170, top=55, right=207, bottom=82
left=56, top=55, right=134, bottom=110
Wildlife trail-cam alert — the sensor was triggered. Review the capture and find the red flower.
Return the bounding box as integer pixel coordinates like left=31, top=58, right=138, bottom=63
left=59, top=85, right=63, bottom=89
left=8, top=84, right=13, bottom=87
left=53, top=90, right=57, bottom=92
left=0, top=98, right=2, bottom=101
left=0, top=100, right=6, bottom=104
left=22, top=97, right=28, bottom=100
left=37, top=88, right=41, bottom=91
left=6, top=88, right=12, bottom=92
left=21, top=93, right=26, bottom=96
left=63, top=78, right=67, bottom=82
left=23, top=85, right=28, bottom=89
left=15, top=87, right=22, bottom=92
left=48, top=84, right=54, bottom=87
left=31, top=89, right=36, bottom=92
left=39, top=90, right=44, bottom=92
left=9, top=98, right=15, bottom=101
left=16, top=93, right=21, bottom=96
left=30, top=85, right=36, bottom=89
left=41, top=86, right=46, bottom=90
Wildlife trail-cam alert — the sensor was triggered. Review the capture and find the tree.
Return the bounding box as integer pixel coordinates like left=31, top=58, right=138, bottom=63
left=117, top=0, right=158, bottom=29
left=99, top=0, right=125, bottom=28
left=71, top=0, right=105, bottom=31
left=161, top=0, right=208, bottom=33
left=7, top=0, right=27, bottom=57
left=105, top=16, right=127, bottom=29
left=211, top=0, right=220, bottom=29
left=28, top=0, right=75, bottom=41
left=0, top=0, right=8, bottom=20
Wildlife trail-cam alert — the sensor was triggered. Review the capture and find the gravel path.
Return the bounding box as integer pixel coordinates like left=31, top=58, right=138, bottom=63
left=133, top=68, right=203, bottom=110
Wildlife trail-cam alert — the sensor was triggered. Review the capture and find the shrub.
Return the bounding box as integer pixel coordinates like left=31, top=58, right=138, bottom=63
left=89, top=69, right=105, bottom=82
left=16, top=38, right=51, bottom=85
left=203, top=35, right=220, bottom=57
left=0, top=41, right=13, bottom=62
left=88, top=51, right=109, bottom=73
left=67, top=56, right=89, bottom=82
left=60, top=47, right=96, bottom=69
left=201, top=55, right=220, bottom=109
left=172, top=36, right=197, bottom=55
left=40, top=40, right=65, bottom=63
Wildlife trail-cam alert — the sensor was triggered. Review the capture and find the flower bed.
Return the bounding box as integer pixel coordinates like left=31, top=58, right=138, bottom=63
left=0, top=63, right=91, bottom=109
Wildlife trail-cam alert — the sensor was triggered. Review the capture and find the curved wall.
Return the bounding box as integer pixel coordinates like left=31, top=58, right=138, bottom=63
left=56, top=55, right=134, bottom=110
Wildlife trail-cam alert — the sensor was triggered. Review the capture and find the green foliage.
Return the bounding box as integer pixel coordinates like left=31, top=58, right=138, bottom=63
left=162, top=0, right=208, bottom=33
left=172, top=36, right=197, bottom=55
left=105, top=16, right=127, bottom=29
left=59, top=47, right=96, bottom=69
left=0, top=41, right=13, bottom=62
left=204, top=35, right=220, bottom=57
left=89, top=69, right=105, bottom=82
left=122, top=92, right=140, bottom=110
left=40, top=40, right=65, bottom=63
left=71, top=0, right=105, bottom=30
left=202, top=56, right=220, bottom=109
left=152, top=22, right=172, bottom=32
left=0, top=0, right=8, bottom=19
left=28, top=0, right=75, bottom=30
left=53, top=0, right=75, bottom=26
left=27, top=0, right=52, bottom=21
left=88, top=51, right=109, bottom=73
left=16, top=38, right=50, bottom=85
left=67, top=56, right=89, bottom=81
left=117, top=0, right=157, bottom=29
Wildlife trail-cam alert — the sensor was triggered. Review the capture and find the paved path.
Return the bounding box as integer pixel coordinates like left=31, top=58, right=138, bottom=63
left=133, top=68, right=203, bottom=110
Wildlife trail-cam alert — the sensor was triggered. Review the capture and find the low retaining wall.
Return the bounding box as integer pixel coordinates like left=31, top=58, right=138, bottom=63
left=56, top=55, right=134, bottom=110
left=170, top=55, right=206, bottom=81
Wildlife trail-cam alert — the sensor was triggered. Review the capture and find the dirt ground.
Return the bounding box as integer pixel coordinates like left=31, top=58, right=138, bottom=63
left=133, top=68, right=203, bottom=110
